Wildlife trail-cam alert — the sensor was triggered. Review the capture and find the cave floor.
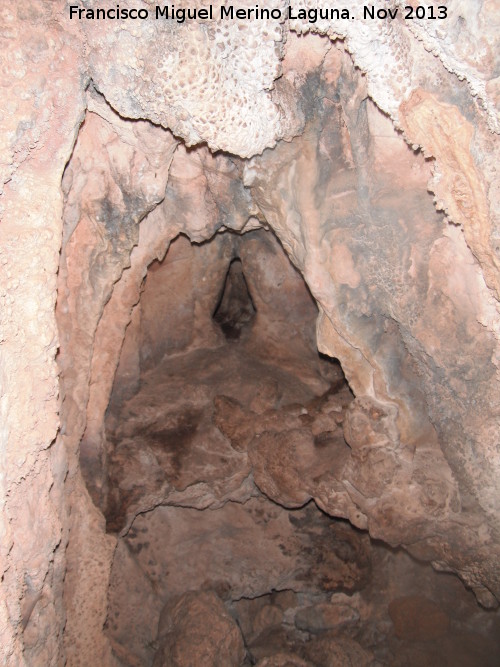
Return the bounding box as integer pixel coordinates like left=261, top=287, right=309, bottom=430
left=102, top=340, right=500, bottom=666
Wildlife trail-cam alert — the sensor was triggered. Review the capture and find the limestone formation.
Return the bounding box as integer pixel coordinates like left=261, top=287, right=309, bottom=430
left=0, top=1, right=499, bottom=666
left=153, top=591, right=245, bottom=667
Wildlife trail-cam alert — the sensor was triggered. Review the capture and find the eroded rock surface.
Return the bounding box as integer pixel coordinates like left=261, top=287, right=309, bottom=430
left=101, top=228, right=500, bottom=667
left=153, top=591, right=245, bottom=667
left=246, top=42, right=500, bottom=603
left=1, top=2, right=499, bottom=666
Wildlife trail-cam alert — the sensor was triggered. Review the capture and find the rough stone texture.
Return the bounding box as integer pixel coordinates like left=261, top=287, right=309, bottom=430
left=57, top=91, right=178, bottom=667
left=137, top=233, right=228, bottom=367
left=246, top=42, right=500, bottom=603
left=102, top=228, right=328, bottom=533
left=302, top=635, right=374, bottom=667
left=256, top=656, right=313, bottom=667
left=388, top=595, right=450, bottom=641
left=0, top=2, right=85, bottom=664
left=101, top=227, right=363, bottom=665
left=153, top=591, right=245, bottom=667
left=101, top=228, right=500, bottom=665
left=82, top=0, right=291, bottom=157
left=108, top=499, right=371, bottom=665
left=75, top=0, right=500, bottom=313
left=294, top=602, right=360, bottom=635
left=59, top=90, right=179, bottom=491
left=1, top=2, right=500, bottom=666
left=84, top=143, right=255, bottom=509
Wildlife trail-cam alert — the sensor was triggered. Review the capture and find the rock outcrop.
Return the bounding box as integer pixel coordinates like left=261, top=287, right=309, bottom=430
left=0, top=1, right=499, bottom=665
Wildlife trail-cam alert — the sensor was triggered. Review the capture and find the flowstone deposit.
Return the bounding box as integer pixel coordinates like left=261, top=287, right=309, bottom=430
left=0, top=1, right=500, bottom=666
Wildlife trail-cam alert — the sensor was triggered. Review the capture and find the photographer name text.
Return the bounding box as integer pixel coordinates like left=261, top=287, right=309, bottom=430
left=69, top=4, right=449, bottom=23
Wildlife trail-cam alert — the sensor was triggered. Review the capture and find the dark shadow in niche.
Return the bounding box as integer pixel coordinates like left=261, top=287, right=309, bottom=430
left=212, top=258, right=256, bottom=340
left=318, top=352, right=352, bottom=394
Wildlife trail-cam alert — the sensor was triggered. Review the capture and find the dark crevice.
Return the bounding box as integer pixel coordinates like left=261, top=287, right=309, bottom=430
left=212, top=258, right=256, bottom=340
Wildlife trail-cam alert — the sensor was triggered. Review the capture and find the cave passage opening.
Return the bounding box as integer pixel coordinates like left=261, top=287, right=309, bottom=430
left=212, top=258, right=257, bottom=340
left=45, top=28, right=500, bottom=667
left=92, top=227, right=500, bottom=667
left=102, top=226, right=353, bottom=535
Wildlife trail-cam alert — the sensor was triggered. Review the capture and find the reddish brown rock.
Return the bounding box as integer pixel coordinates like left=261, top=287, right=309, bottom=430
left=302, top=635, right=374, bottom=667
left=154, top=591, right=245, bottom=667
left=252, top=605, right=285, bottom=639
left=249, top=429, right=314, bottom=508
left=388, top=595, right=450, bottom=641
left=256, top=655, right=313, bottom=667
left=106, top=499, right=372, bottom=662
left=294, top=602, right=359, bottom=634
left=1, top=4, right=500, bottom=666
left=213, top=395, right=255, bottom=452
left=246, top=44, right=500, bottom=600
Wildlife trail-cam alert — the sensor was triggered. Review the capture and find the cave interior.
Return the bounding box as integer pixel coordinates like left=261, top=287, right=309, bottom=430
left=55, top=37, right=500, bottom=667
left=88, top=228, right=500, bottom=666
left=3, top=6, right=500, bottom=667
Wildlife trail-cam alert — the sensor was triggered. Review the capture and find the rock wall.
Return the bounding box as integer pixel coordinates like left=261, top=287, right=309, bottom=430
left=0, top=2, right=85, bottom=664
left=246, top=42, right=500, bottom=604
left=0, top=1, right=499, bottom=665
